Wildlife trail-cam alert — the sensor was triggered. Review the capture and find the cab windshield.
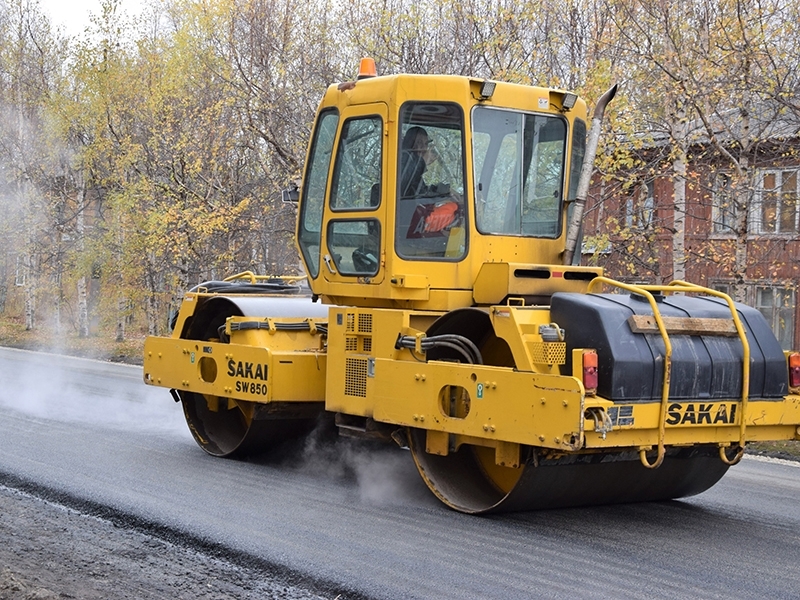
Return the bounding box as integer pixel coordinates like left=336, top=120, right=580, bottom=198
left=472, top=107, right=567, bottom=238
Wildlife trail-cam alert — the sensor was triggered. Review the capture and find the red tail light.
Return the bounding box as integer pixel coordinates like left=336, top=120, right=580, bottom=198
left=583, top=351, right=598, bottom=394
left=789, top=353, right=800, bottom=388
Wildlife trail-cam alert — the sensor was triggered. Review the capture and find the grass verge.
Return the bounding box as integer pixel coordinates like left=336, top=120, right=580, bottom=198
left=0, top=316, right=145, bottom=365
left=746, top=440, right=800, bottom=461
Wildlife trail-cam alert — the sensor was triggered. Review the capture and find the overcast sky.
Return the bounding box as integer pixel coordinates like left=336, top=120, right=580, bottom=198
left=38, top=0, right=147, bottom=37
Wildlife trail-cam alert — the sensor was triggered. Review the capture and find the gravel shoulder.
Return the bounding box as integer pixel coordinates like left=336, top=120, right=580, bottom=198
left=0, top=483, right=332, bottom=600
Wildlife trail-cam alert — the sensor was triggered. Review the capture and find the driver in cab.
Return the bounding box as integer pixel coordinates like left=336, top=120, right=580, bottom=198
left=399, top=126, right=461, bottom=235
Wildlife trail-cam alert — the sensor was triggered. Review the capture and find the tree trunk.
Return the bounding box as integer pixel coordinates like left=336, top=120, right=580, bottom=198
left=732, top=159, right=750, bottom=304
left=115, top=296, right=126, bottom=342
left=115, top=218, right=125, bottom=342
left=670, top=97, right=688, bottom=283
left=0, top=258, right=6, bottom=312
left=54, top=264, right=62, bottom=335
left=24, top=253, right=35, bottom=331
left=77, top=277, right=89, bottom=337
left=144, top=256, right=160, bottom=336
left=671, top=154, right=687, bottom=283
left=76, top=173, right=89, bottom=337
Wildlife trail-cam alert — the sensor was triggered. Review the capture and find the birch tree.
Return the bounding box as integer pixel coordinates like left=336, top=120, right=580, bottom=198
left=0, top=0, right=66, bottom=330
left=605, top=0, right=800, bottom=298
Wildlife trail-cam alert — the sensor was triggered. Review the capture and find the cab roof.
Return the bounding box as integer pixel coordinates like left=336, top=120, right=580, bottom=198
left=319, top=73, right=588, bottom=119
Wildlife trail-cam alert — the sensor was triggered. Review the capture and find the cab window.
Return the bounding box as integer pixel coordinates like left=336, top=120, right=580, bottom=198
left=473, top=107, right=567, bottom=238
left=298, top=110, right=339, bottom=278
left=395, top=103, right=467, bottom=261
left=568, top=118, right=586, bottom=201
left=330, top=116, right=382, bottom=210
left=327, top=219, right=381, bottom=276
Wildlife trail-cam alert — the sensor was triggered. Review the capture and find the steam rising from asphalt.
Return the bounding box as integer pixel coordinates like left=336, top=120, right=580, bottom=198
left=0, top=348, right=186, bottom=434
left=299, top=422, right=435, bottom=509
left=0, top=347, right=434, bottom=507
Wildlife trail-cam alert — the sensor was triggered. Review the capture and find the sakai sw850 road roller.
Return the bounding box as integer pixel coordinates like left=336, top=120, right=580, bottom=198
left=143, top=59, right=800, bottom=514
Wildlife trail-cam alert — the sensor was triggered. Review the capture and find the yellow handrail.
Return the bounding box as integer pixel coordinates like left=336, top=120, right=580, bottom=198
left=587, top=277, right=671, bottom=469
left=666, top=281, right=748, bottom=465
left=223, top=271, right=307, bottom=285
left=224, top=271, right=259, bottom=283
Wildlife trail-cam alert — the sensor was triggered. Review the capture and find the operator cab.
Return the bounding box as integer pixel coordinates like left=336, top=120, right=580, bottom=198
left=296, top=62, right=594, bottom=310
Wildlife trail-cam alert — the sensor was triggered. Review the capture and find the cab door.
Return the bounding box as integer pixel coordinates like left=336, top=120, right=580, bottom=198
left=320, top=103, right=388, bottom=287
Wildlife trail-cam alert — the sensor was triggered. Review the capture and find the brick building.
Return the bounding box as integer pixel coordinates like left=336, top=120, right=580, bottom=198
left=582, top=105, right=800, bottom=350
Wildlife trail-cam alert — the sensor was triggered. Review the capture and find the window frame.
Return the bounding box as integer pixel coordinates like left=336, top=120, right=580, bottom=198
left=750, top=168, right=800, bottom=235
left=754, top=284, right=796, bottom=351
left=567, top=118, right=587, bottom=202
left=711, top=172, right=737, bottom=235
left=709, top=279, right=796, bottom=351
left=623, top=180, right=655, bottom=230
left=325, top=218, right=382, bottom=277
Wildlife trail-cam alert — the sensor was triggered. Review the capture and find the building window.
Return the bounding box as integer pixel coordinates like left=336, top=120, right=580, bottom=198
left=624, top=181, right=654, bottom=229
left=709, top=281, right=796, bottom=351
left=755, top=286, right=795, bottom=351
left=712, top=173, right=736, bottom=234
left=710, top=282, right=731, bottom=296
left=752, top=169, right=799, bottom=234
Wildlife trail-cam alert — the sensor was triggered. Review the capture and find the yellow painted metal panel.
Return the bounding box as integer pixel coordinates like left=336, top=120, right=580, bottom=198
left=582, top=396, right=800, bottom=448
left=369, top=358, right=586, bottom=451
left=488, top=305, right=566, bottom=373
left=473, top=263, right=603, bottom=304
left=302, top=73, right=593, bottom=310
left=168, top=292, right=200, bottom=338
left=143, top=336, right=326, bottom=404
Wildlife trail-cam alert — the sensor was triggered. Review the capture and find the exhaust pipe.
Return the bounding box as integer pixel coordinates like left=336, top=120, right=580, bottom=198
left=562, top=84, right=618, bottom=265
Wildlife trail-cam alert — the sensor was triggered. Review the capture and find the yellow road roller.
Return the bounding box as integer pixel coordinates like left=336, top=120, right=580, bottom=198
left=144, top=60, right=800, bottom=513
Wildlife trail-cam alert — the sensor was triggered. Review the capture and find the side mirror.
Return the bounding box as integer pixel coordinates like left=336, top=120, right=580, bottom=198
left=281, top=183, right=299, bottom=203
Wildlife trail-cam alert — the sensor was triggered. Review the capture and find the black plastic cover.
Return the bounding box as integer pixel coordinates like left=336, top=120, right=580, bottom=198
left=550, top=292, right=788, bottom=401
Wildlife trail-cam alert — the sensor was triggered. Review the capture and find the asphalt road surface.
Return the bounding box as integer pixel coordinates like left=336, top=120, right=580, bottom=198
left=0, top=347, right=798, bottom=599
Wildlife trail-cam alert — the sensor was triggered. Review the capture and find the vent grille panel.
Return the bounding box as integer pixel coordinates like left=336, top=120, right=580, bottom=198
left=345, top=358, right=368, bottom=397
left=358, top=313, right=373, bottom=333
left=530, top=342, right=567, bottom=365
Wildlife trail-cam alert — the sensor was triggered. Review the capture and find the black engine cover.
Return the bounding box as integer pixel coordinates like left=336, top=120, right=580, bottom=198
left=550, top=292, right=788, bottom=401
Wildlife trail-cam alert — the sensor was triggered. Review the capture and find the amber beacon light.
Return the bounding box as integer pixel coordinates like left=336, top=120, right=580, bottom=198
left=358, top=57, right=377, bottom=79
